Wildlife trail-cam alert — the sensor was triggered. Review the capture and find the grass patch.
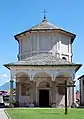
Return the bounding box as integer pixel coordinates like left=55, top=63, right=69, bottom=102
left=6, top=108, right=84, bottom=119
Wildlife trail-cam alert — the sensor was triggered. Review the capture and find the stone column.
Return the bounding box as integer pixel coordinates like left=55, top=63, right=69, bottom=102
left=52, top=81, right=56, bottom=107
left=68, top=87, right=71, bottom=106
left=29, top=81, right=34, bottom=107
left=16, top=82, right=19, bottom=106
left=10, top=79, right=14, bottom=107
left=72, top=87, right=74, bottom=103
left=80, top=79, right=84, bottom=105
left=30, top=81, right=33, bottom=104
left=72, top=81, right=75, bottom=105
left=36, top=82, right=37, bottom=105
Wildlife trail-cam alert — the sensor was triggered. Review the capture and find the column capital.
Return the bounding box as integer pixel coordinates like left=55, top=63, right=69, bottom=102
left=10, top=79, right=14, bottom=83
left=52, top=74, right=55, bottom=81
left=30, top=75, right=33, bottom=81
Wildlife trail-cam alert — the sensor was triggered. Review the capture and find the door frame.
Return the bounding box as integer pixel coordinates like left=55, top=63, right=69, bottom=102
left=37, top=88, right=51, bottom=106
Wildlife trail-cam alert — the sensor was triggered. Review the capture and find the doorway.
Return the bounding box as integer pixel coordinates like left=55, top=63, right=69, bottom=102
left=39, top=89, right=49, bottom=107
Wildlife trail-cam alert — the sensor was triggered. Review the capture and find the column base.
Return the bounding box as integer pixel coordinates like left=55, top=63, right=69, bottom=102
left=71, top=103, right=77, bottom=108
left=9, top=103, right=14, bottom=108
left=51, top=103, right=56, bottom=107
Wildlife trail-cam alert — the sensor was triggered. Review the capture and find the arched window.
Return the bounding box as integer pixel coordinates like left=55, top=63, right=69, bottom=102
left=62, top=57, right=67, bottom=60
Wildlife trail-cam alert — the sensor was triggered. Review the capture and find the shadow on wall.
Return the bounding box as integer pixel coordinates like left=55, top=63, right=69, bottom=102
left=56, top=94, right=65, bottom=107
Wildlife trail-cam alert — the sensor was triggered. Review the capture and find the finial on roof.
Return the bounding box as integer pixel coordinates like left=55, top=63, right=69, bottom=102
left=42, top=9, right=47, bottom=21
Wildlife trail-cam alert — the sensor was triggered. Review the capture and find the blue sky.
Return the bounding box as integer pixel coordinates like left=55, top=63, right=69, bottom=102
left=0, top=0, right=84, bottom=89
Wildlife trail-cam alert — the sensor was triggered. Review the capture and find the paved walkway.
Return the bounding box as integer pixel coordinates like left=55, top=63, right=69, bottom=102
left=0, top=109, right=8, bottom=119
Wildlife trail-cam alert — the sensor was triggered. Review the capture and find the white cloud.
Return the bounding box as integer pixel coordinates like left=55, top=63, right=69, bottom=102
left=0, top=74, right=9, bottom=86
left=0, top=74, right=8, bottom=78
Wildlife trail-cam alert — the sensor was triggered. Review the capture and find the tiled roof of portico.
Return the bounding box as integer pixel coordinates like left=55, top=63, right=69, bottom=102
left=4, top=53, right=82, bottom=72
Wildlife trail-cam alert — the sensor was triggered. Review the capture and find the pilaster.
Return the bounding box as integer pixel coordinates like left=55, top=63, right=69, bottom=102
left=68, top=39, right=71, bottom=62
left=37, top=35, right=39, bottom=51
left=59, top=40, right=61, bottom=58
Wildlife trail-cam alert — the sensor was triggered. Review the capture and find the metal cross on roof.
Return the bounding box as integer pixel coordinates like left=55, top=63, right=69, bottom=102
left=42, top=9, right=47, bottom=20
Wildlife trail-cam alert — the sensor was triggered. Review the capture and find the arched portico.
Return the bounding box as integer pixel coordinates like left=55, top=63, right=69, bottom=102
left=33, top=72, right=52, bottom=107
left=55, top=74, right=73, bottom=107
left=14, top=72, right=33, bottom=106
left=9, top=69, right=75, bottom=107
left=15, top=72, right=30, bottom=82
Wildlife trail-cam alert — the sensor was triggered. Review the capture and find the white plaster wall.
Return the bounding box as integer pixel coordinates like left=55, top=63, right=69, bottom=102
left=51, top=35, right=58, bottom=55
left=39, top=35, right=51, bottom=50
left=61, top=35, right=69, bottom=54
left=21, top=35, right=37, bottom=58
left=19, top=32, right=71, bottom=61
left=56, top=88, right=72, bottom=107
left=21, top=36, right=32, bottom=54
left=32, top=35, right=37, bottom=51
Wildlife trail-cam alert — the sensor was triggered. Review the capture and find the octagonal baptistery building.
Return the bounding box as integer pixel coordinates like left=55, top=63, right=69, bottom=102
left=4, top=16, right=82, bottom=107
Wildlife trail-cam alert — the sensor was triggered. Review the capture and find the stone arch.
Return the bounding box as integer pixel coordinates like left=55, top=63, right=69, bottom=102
left=15, top=72, right=32, bottom=105
left=55, top=72, right=73, bottom=82
left=34, top=72, right=52, bottom=79
left=55, top=73, right=72, bottom=107
left=33, top=72, right=52, bottom=107
left=38, top=81, right=51, bottom=88
left=15, top=72, right=30, bottom=82
left=56, top=72, right=72, bottom=78
left=33, top=72, right=52, bottom=87
left=56, top=75, right=66, bottom=83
